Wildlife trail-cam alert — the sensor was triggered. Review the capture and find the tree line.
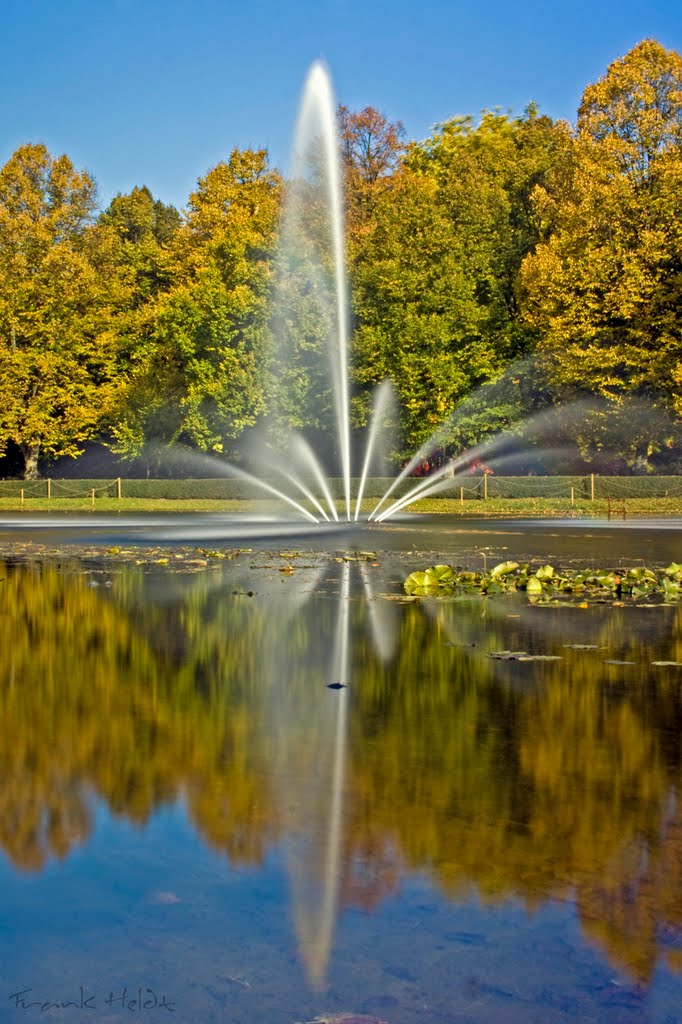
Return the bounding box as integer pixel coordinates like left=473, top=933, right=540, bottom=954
left=0, top=39, right=680, bottom=479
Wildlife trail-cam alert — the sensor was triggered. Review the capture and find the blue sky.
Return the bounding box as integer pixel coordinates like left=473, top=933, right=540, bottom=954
left=1, top=0, right=680, bottom=211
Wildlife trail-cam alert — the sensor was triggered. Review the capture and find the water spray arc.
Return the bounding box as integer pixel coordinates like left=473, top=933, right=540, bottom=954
left=221, top=62, right=455, bottom=525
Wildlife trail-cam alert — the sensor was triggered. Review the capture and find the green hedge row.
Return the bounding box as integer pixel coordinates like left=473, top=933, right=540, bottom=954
left=0, top=476, right=681, bottom=500
left=0, top=477, right=411, bottom=500
left=481, top=475, right=586, bottom=498
left=593, top=476, right=682, bottom=498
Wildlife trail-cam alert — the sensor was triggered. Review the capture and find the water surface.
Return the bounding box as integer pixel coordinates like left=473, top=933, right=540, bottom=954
left=1, top=520, right=682, bottom=1022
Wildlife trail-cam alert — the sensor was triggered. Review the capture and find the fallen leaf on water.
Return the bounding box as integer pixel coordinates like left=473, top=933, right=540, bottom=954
left=517, top=655, right=563, bottom=662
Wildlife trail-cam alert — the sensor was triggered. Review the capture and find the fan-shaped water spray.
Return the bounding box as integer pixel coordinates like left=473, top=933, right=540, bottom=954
left=223, top=61, right=409, bottom=526
left=212, top=65, right=639, bottom=528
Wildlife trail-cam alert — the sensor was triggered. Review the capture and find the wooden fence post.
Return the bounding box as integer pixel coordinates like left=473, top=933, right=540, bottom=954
left=91, top=488, right=95, bottom=511
left=571, top=487, right=575, bottom=507
left=460, top=486, right=464, bottom=505
left=47, top=479, right=51, bottom=500
left=483, top=473, right=488, bottom=500
left=117, top=477, right=122, bottom=500
left=591, top=474, right=595, bottom=501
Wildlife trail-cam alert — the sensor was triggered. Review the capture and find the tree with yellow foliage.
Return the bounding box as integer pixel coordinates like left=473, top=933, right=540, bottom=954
left=519, top=40, right=682, bottom=450
left=0, top=144, right=127, bottom=478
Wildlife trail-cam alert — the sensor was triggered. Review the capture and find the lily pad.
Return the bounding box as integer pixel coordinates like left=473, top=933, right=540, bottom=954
left=535, top=564, right=555, bottom=581
left=424, top=564, right=456, bottom=585
left=490, top=560, right=519, bottom=578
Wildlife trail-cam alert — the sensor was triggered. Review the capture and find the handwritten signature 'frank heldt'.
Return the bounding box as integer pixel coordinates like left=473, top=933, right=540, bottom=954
left=9, top=986, right=176, bottom=1012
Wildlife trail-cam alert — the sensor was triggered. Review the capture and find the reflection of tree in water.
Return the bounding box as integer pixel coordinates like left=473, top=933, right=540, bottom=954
left=0, top=560, right=281, bottom=869
left=2, top=557, right=682, bottom=982
left=347, top=597, right=682, bottom=982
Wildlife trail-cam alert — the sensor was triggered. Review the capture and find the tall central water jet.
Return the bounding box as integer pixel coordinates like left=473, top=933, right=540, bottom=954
left=267, top=61, right=353, bottom=521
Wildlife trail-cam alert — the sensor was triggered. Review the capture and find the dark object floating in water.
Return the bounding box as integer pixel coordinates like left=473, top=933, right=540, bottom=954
left=327, top=682, right=347, bottom=690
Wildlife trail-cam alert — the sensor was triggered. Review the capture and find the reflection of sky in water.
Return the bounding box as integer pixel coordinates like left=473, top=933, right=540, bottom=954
left=1, top=535, right=682, bottom=1021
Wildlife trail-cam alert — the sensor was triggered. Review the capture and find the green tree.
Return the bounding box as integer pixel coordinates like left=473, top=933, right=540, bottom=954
left=350, top=109, right=563, bottom=455
left=109, top=150, right=281, bottom=460
left=99, top=185, right=180, bottom=301
left=0, top=144, right=126, bottom=478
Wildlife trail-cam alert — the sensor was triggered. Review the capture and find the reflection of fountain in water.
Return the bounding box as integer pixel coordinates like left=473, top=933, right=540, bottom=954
left=288, top=562, right=350, bottom=990
left=262, top=559, right=396, bottom=989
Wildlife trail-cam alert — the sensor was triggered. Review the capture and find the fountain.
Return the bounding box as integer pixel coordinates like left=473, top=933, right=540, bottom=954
left=92, top=61, right=647, bottom=540
left=221, top=62, right=597, bottom=529
left=213, top=60, right=457, bottom=527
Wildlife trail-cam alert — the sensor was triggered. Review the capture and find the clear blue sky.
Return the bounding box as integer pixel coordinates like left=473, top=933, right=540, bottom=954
left=1, top=0, right=680, bottom=211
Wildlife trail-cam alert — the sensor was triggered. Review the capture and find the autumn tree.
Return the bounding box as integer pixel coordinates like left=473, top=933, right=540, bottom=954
left=338, top=105, right=405, bottom=230
left=0, top=144, right=127, bottom=478
left=519, top=40, right=682, bottom=464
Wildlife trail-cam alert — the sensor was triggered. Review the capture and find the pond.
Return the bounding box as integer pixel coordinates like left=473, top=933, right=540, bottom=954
left=1, top=515, right=682, bottom=1023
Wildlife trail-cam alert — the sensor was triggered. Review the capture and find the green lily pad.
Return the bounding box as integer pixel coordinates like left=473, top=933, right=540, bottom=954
left=535, top=565, right=555, bottom=581
left=490, top=560, right=520, bottom=578
left=425, top=564, right=456, bottom=585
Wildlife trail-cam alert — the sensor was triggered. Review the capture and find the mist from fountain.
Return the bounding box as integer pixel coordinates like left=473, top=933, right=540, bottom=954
left=176, top=65, right=574, bottom=527
left=217, top=60, right=415, bottom=527
left=237, top=64, right=585, bottom=526
left=87, top=60, right=680, bottom=529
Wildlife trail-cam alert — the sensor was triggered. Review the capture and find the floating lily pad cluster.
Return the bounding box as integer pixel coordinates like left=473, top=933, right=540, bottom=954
left=403, top=561, right=682, bottom=600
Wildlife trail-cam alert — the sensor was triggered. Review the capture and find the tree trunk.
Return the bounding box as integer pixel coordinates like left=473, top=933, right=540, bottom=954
left=20, top=442, right=41, bottom=480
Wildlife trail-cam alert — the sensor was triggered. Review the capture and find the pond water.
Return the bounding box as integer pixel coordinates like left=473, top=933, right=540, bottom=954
left=1, top=516, right=682, bottom=1023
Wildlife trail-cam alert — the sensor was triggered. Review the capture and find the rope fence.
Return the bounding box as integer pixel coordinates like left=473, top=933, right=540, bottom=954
left=0, top=476, right=680, bottom=503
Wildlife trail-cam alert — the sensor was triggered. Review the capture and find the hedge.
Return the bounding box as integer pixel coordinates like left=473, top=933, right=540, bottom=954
left=0, top=476, right=680, bottom=500
left=0, top=476, right=412, bottom=500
